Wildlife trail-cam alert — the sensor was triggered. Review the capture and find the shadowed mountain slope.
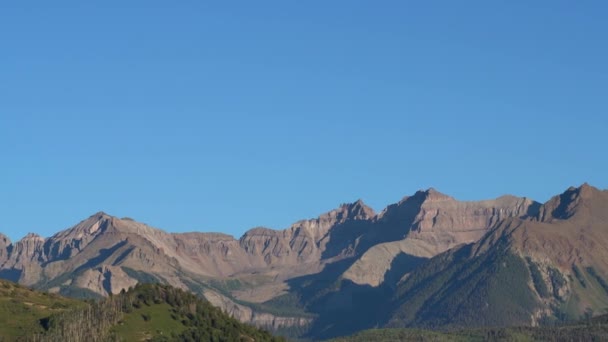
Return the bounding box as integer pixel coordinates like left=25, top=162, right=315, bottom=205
left=385, top=184, right=608, bottom=331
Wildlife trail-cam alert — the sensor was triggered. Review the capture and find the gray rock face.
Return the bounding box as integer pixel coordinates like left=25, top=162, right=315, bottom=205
left=202, top=288, right=312, bottom=330
left=0, top=234, right=10, bottom=265
left=238, top=200, right=376, bottom=270
left=45, top=211, right=110, bottom=260
left=0, top=233, right=45, bottom=285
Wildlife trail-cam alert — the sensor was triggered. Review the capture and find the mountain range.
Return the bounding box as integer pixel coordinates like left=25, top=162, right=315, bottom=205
left=1, top=184, right=606, bottom=340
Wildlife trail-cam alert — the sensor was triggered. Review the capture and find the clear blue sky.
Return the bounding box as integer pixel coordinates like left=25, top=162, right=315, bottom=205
left=1, top=1, right=607, bottom=242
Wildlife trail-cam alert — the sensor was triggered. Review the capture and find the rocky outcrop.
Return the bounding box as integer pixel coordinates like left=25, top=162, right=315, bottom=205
left=0, top=233, right=46, bottom=285
left=239, top=199, right=376, bottom=264
left=45, top=212, right=110, bottom=260
left=70, top=265, right=138, bottom=296
left=0, top=234, right=10, bottom=264
left=202, top=289, right=312, bottom=330
left=9, top=233, right=45, bottom=264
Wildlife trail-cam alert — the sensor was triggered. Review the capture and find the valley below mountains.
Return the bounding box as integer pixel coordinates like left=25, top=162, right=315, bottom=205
left=1, top=184, right=607, bottom=340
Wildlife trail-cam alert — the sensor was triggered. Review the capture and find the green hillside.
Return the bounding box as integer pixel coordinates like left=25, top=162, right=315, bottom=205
left=0, top=280, right=84, bottom=340
left=330, top=314, right=608, bottom=341
left=0, top=279, right=284, bottom=342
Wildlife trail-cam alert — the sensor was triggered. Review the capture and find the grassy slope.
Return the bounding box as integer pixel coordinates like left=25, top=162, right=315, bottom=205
left=111, top=303, right=187, bottom=341
left=0, top=280, right=83, bottom=340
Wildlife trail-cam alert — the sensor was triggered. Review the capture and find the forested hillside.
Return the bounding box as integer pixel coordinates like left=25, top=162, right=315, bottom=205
left=330, top=314, right=608, bottom=341
left=0, top=279, right=284, bottom=342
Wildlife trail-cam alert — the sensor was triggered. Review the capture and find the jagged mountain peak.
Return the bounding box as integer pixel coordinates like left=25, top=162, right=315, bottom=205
left=240, top=200, right=376, bottom=251
left=391, top=188, right=453, bottom=208
left=51, top=212, right=114, bottom=241
left=91, top=211, right=111, bottom=218
left=51, top=212, right=172, bottom=243
left=472, top=184, right=605, bottom=255
left=538, top=183, right=605, bottom=222
left=466, top=183, right=608, bottom=266
left=291, top=200, right=376, bottom=226
left=576, top=182, right=601, bottom=198
left=502, top=183, right=608, bottom=265
left=21, top=232, right=44, bottom=241
left=421, top=187, right=453, bottom=201
left=340, top=199, right=376, bottom=219
left=566, top=182, right=596, bottom=196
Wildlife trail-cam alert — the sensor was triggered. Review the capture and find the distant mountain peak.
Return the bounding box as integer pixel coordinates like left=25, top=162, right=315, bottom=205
left=565, top=182, right=594, bottom=194
left=49, top=211, right=116, bottom=242
left=90, top=211, right=112, bottom=220
left=401, top=188, right=453, bottom=204
left=339, top=198, right=364, bottom=207
left=577, top=182, right=598, bottom=197
left=537, top=183, right=602, bottom=221
left=22, top=232, right=44, bottom=241
left=423, top=187, right=452, bottom=201
left=0, top=233, right=11, bottom=245
left=353, top=198, right=366, bottom=206
left=341, top=199, right=375, bottom=219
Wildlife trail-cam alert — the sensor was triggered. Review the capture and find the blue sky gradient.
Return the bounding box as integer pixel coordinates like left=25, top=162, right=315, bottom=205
left=1, top=1, right=607, bottom=241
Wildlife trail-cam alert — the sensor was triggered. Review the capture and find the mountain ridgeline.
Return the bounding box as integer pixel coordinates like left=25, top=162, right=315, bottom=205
left=1, top=184, right=607, bottom=340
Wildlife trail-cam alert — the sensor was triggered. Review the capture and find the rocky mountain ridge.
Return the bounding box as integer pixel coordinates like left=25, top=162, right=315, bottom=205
left=385, top=183, right=608, bottom=331
left=2, top=184, right=604, bottom=339
left=0, top=188, right=538, bottom=291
